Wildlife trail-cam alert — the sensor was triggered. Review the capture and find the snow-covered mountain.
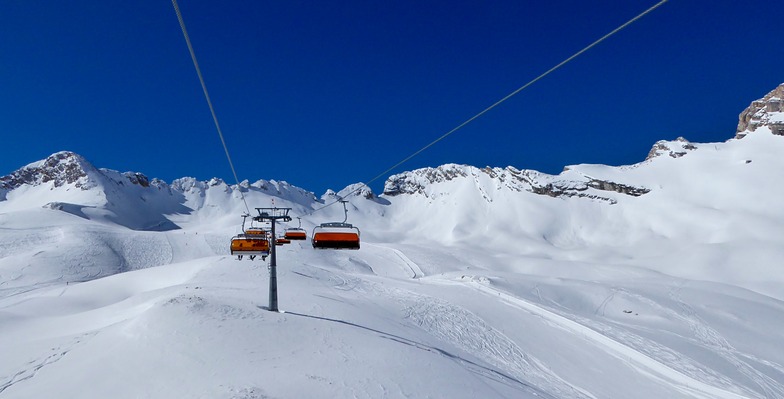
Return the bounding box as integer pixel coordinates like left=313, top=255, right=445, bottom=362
left=1, top=84, right=784, bottom=398
left=0, top=151, right=321, bottom=230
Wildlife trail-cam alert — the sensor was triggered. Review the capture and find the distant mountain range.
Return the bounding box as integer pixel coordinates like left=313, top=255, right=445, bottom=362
left=1, top=84, right=783, bottom=254
left=5, top=83, right=781, bottom=206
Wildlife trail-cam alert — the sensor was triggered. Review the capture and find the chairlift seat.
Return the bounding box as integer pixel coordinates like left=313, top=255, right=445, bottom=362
left=284, top=228, right=307, bottom=240
left=312, top=223, right=360, bottom=250
left=230, top=234, right=270, bottom=255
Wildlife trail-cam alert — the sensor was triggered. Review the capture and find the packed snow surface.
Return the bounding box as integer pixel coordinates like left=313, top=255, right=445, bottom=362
left=1, top=128, right=784, bottom=398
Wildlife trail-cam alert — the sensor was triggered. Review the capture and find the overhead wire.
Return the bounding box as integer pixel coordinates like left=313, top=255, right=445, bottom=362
left=171, top=0, right=251, bottom=215
left=170, top=0, right=668, bottom=218
left=309, top=0, right=669, bottom=215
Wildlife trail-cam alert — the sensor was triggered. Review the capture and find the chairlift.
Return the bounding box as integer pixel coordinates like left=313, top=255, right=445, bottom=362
left=312, top=200, right=360, bottom=250
left=230, top=214, right=270, bottom=260
left=284, top=217, right=307, bottom=240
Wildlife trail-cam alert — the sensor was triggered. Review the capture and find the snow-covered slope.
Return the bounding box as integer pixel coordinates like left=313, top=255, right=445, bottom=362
left=1, top=85, right=784, bottom=398
left=376, top=123, right=784, bottom=299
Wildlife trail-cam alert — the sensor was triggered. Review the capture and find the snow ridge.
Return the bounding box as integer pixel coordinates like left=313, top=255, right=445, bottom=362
left=383, top=163, right=649, bottom=204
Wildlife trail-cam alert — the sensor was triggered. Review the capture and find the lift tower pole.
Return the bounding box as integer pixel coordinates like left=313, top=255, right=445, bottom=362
left=253, top=207, right=291, bottom=312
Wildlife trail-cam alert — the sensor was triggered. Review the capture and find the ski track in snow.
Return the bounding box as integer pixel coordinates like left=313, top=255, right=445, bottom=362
left=594, top=287, right=618, bottom=317
left=306, top=250, right=764, bottom=399
left=364, top=243, right=424, bottom=279
left=588, top=284, right=784, bottom=398
left=370, top=252, right=591, bottom=397
left=0, top=333, right=96, bottom=395
left=668, top=284, right=784, bottom=398
left=581, top=286, right=748, bottom=393
left=308, top=263, right=590, bottom=399
left=398, top=289, right=595, bottom=399
left=458, top=279, right=755, bottom=399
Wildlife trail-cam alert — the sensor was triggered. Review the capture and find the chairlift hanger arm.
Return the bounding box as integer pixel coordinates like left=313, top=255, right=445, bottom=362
left=339, top=200, right=349, bottom=224
left=253, top=207, right=292, bottom=222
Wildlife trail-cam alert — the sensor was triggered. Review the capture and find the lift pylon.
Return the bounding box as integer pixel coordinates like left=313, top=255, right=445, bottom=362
left=253, top=207, right=292, bottom=312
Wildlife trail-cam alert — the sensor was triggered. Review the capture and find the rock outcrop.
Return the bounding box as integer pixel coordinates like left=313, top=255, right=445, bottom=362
left=383, top=164, right=649, bottom=205
left=0, top=151, right=97, bottom=190
left=736, top=83, right=784, bottom=138
left=645, top=137, right=698, bottom=160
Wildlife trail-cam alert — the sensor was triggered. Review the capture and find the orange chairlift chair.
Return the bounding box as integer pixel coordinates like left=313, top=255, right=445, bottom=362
left=230, top=215, right=271, bottom=260
left=284, top=217, right=308, bottom=240
left=311, top=200, right=360, bottom=250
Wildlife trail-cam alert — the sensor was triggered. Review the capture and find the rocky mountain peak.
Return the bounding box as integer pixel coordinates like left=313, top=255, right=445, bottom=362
left=0, top=151, right=166, bottom=193
left=383, top=164, right=469, bottom=196
left=321, top=183, right=376, bottom=202
left=0, top=151, right=98, bottom=190
left=645, top=137, right=698, bottom=161
left=736, top=83, right=784, bottom=138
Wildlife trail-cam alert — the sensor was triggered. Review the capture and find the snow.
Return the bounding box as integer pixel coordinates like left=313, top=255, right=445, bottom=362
left=2, top=128, right=784, bottom=398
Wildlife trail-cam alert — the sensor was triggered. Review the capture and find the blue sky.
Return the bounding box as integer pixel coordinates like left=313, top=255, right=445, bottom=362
left=2, top=1, right=782, bottom=196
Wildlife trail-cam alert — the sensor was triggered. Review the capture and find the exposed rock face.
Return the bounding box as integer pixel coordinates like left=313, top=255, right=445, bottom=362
left=0, top=151, right=167, bottom=192
left=1, top=151, right=326, bottom=230
left=383, top=165, right=469, bottom=196
left=645, top=137, right=698, bottom=160
left=0, top=151, right=97, bottom=190
left=322, top=183, right=378, bottom=203
left=512, top=169, right=649, bottom=204
left=343, top=183, right=376, bottom=200
left=737, top=83, right=784, bottom=138
left=2, top=151, right=319, bottom=213
left=123, top=172, right=150, bottom=187
left=383, top=164, right=649, bottom=205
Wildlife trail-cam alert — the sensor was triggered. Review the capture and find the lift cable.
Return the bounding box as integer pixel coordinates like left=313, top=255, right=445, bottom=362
left=308, top=0, right=669, bottom=215
left=171, top=0, right=251, bottom=215
left=172, top=0, right=667, bottom=217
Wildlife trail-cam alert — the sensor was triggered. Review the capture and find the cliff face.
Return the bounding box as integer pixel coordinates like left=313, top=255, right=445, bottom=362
left=0, top=151, right=162, bottom=193
left=736, top=83, right=784, bottom=138
left=0, top=151, right=98, bottom=191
